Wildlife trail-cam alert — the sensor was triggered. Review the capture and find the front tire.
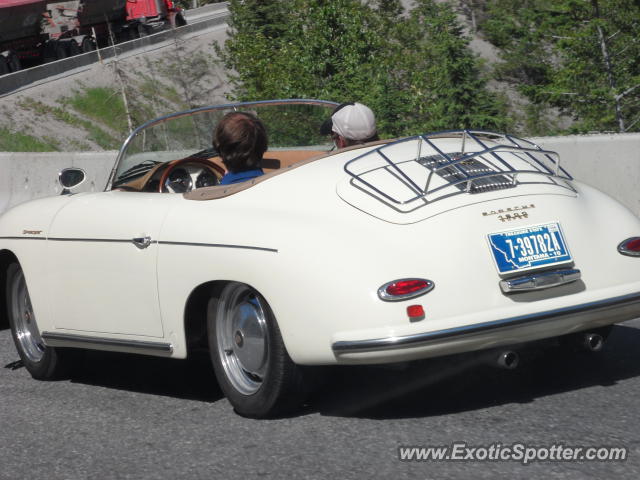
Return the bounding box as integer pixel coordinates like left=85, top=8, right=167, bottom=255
left=6, top=263, right=70, bottom=380
left=207, top=283, right=305, bottom=418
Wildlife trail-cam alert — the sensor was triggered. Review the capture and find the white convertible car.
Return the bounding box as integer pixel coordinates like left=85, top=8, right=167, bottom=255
left=1, top=99, right=639, bottom=417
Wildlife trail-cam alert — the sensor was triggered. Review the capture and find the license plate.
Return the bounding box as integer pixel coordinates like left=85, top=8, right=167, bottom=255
left=488, top=223, right=572, bottom=274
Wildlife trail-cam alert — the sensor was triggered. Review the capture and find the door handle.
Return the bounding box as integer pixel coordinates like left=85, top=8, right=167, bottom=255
left=132, top=236, right=152, bottom=249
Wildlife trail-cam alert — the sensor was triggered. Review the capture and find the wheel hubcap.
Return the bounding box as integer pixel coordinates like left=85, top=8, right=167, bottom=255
left=217, top=284, right=269, bottom=395
left=11, top=270, right=45, bottom=363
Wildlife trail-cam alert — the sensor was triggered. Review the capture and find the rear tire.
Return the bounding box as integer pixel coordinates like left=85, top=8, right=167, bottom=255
left=81, top=37, right=95, bottom=53
left=7, top=52, right=21, bottom=72
left=121, top=25, right=140, bottom=41
left=137, top=24, right=149, bottom=38
left=0, top=57, right=9, bottom=76
left=175, top=13, right=187, bottom=27
left=207, top=283, right=306, bottom=418
left=67, top=40, right=81, bottom=56
left=55, top=43, right=68, bottom=60
left=6, top=263, right=71, bottom=380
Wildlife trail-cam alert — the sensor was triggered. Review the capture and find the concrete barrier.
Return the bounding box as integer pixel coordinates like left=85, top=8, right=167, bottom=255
left=0, top=151, right=116, bottom=212
left=532, top=133, right=640, bottom=218
left=0, top=133, right=638, bottom=217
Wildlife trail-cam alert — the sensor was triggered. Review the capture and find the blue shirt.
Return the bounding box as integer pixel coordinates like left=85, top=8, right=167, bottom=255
left=219, top=169, right=264, bottom=185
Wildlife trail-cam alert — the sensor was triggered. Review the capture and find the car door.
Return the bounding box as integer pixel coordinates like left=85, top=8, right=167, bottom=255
left=46, top=191, right=174, bottom=337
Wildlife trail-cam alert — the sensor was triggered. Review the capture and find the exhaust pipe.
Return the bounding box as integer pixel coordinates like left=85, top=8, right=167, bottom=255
left=582, top=333, right=604, bottom=352
left=496, top=351, right=519, bottom=370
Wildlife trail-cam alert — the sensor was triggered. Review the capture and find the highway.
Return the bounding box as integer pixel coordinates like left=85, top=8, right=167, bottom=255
left=0, top=2, right=230, bottom=97
left=1, top=320, right=640, bottom=479
left=1, top=4, right=639, bottom=476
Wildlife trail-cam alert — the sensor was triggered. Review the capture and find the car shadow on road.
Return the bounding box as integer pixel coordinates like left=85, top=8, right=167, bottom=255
left=68, top=350, right=224, bottom=403
left=309, top=324, right=640, bottom=419
left=4, top=324, right=640, bottom=419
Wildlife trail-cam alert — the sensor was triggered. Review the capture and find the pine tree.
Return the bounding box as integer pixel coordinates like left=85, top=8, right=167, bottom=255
left=218, top=0, right=508, bottom=136
left=483, top=0, right=640, bottom=133
left=384, top=0, right=508, bottom=134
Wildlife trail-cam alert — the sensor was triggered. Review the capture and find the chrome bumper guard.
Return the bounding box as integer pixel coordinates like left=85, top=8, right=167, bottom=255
left=332, top=291, right=640, bottom=354
left=499, top=268, right=581, bottom=293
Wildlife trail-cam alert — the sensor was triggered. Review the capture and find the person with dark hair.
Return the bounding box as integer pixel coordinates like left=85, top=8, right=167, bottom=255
left=213, top=111, right=268, bottom=185
left=320, top=102, right=379, bottom=148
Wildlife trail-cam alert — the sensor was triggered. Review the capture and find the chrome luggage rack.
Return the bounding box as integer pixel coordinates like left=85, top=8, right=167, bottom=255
left=343, top=130, right=574, bottom=210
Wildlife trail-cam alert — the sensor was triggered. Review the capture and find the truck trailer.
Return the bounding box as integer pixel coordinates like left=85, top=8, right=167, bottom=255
left=0, top=0, right=186, bottom=74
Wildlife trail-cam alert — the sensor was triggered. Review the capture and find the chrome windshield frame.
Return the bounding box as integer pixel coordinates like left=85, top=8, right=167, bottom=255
left=105, top=99, right=339, bottom=191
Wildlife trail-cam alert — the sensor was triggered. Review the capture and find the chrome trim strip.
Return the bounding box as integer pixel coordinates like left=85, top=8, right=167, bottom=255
left=47, top=237, right=136, bottom=244
left=1, top=237, right=277, bottom=253
left=0, top=236, right=46, bottom=241
left=42, top=332, right=173, bottom=354
left=159, top=240, right=278, bottom=253
left=332, top=291, right=640, bottom=354
left=500, top=268, right=581, bottom=293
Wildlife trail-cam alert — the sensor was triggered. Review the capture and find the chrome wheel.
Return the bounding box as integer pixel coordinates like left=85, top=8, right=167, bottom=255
left=215, top=283, right=269, bottom=395
left=9, top=268, right=45, bottom=363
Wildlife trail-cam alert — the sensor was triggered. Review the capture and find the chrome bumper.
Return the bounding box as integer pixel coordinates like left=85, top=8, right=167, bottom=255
left=332, top=291, right=640, bottom=355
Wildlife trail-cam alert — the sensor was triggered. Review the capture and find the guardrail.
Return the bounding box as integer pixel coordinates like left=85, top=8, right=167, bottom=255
left=0, top=4, right=230, bottom=97
left=0, top=134, right=638, bottom=217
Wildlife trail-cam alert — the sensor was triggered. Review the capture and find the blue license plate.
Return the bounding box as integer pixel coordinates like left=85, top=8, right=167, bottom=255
left=488, top=223, right=572, bottom=274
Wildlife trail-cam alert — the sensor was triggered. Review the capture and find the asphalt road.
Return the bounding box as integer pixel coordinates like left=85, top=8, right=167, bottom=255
left=2, top=320, right=640, bottom=479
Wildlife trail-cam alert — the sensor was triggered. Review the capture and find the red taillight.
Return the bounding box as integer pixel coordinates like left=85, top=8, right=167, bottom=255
left=626, top=238, right=640, bottom=251
left=387, top=279, right=429, bottom=296
left=378, top=278, right=434, bottom=301
left=618, top=237, right=640, bottom=257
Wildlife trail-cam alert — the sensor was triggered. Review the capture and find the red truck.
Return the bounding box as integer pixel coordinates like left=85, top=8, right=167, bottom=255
left=0, top=0, right=186, bottom=74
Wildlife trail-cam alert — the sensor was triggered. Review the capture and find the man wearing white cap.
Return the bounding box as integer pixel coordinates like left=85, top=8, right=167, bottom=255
left=320, top=102, right=379, bottom=148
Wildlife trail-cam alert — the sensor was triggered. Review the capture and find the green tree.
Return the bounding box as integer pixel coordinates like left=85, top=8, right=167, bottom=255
left=218, top=0, right=508, bottom=137
left=483, top=0, right=640, bottom=133
left=384, top=0, right=508, bottom=134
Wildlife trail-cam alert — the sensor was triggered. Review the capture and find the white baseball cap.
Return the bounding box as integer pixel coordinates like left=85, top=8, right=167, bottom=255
left=323, top=102, right=377, bottom=141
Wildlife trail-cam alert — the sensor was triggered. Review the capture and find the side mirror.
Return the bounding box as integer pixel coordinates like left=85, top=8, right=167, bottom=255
left=58, top=168, right=86, bottom=194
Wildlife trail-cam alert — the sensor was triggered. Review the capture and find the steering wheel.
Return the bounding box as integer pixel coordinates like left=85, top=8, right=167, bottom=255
left=158, top=158, right=226, bottom=193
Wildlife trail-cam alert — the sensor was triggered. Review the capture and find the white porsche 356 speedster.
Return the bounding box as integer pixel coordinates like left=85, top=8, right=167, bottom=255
left=1, top=99, right=639, bottom=417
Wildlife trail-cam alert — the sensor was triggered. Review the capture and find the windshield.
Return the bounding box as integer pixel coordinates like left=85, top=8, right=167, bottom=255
left=108, top=99, right=339, bottom=190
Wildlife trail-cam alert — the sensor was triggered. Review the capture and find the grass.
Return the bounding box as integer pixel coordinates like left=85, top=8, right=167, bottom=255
left=18, top=98, right=121, bottom=150
left=138, top=75, right=187, bottom=113
left=63, top=87, right=129, bottom=133
left=11, top=73, right=198, bottom=152
left=0, top=128, right=60, bottom=151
